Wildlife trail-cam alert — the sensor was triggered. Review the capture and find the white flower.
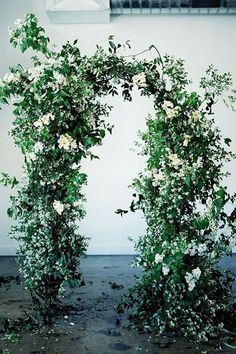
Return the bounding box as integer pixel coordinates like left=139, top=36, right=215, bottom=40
left=185, top=272, right=195, bottom=291
left=195, top=157, right=203, bottom=168
left=58, top=134, right=77, bottom=151
left=185, top=267, right=201, bottom=291
left=165, top=107, right=179, bottom=119
left=162, top=101, right=179, bottom=119
left=152, top=171, right=165, bottom=187
left=34, top=113, right=54, bottom=130
left=54, top=72, right=67, bottom=86
left=33, top=120, right=43, bottom=129
left=189, top=110, right=201, bottom=122
left=71, top=163, right=79, bottom=169
left=48, top=58, right=57, bottom=65
left=34, top=142, right=44, bottom=153
left=14, top=19, right=24, bottom=28
left=132, top=72, right=147, bottom=88
left=155, top=253, right=164, bottom=263
left=168, top=154, right=182, bottom=168
left=197, top=243, right=207, bottom=255
left=162, top=100, right=173, bottom=110
left=192, top=267, right=201, bottom=280
left=3, top=72, right=21, bottom=83
left=8, top=27, right=15, bottom=36
left=28, top=66, right=45, bottom=82
left=183, top=134, right=191, bottom=147
left=70, top=140, right=77, bottom=150
left=162, top=265, right=170, bottom=275
left=41, top=115, right=50, bottom=125
left=11, top=96, right=24, bottom=104
left=71, top=163, right=79, bottom=170
left=53, top=200, right=64, bottom=215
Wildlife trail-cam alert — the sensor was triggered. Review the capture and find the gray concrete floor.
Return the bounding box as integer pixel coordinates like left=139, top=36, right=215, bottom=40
left=0, top=255, right=236, bottom=354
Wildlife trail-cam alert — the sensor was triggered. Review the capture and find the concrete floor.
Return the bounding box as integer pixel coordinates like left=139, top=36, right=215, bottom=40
left=0, top=255, right=236, bottom=354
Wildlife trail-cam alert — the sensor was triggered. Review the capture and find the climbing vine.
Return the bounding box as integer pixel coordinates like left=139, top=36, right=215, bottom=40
left=119, top=62, right=236, bottom=342
left=0, top=14, right=236, bottom=342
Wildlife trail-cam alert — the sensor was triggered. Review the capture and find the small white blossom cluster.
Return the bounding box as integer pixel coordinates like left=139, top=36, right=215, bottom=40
left=53, top=71, right=67, bottom=88
left=34, top=142, right=44, bottom=153
left=155, top=253, right=164, bottom=263
left=162, top=265, right=170, bottom=276
left=58, top=134, right=77, bottom=151
left=185, top=267, right=201, bottom=291
left=151, top=168, right=165, bottom=187
left=162, top=100, right=179, bottom=119
left=168, top=153, right=183, bottom=169
left=132, top=72, right=147, bottom=88
left=185, top=242, right=207, bottom=256
left=33, top=113, right=55, bottom=130
left=3, top=72, right=21, bottom=83
left=53, top=200, right=64, bottom=215
left=28, top=65, right=46, bottom=82
left=188, top=110, right=202, bottom=122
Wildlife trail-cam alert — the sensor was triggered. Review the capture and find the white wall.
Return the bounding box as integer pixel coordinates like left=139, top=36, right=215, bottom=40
left=0, top=1, right=236, bottom=255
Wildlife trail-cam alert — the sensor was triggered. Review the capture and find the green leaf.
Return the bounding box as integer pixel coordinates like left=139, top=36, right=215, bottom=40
left=224, top=138, right=232, bottom=146
left=184, top=175, right=191, bottom=187
left=115, top=209, right=128, bottom=217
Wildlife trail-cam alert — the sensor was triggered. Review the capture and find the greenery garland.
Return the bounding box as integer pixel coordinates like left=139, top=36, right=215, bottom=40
left=0, top=14, right=235, bottom=341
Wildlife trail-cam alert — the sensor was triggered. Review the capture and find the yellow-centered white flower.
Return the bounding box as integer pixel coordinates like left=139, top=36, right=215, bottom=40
left=58, top=134, right=77, bottom=151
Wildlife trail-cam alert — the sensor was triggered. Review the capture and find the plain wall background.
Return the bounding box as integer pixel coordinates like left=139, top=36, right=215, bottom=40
left=0, top=1, right=236, bottom=255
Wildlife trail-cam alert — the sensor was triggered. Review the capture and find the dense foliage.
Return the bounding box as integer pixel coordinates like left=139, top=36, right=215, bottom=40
left=0, top=14, right=235, bottom=340
left=0, top=14, right=162, bottom=321
left=119, top=64, right=236, bottom=342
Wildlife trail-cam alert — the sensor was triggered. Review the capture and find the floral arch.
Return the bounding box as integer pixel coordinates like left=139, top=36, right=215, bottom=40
left=1, top=13, right=236, bottom=342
